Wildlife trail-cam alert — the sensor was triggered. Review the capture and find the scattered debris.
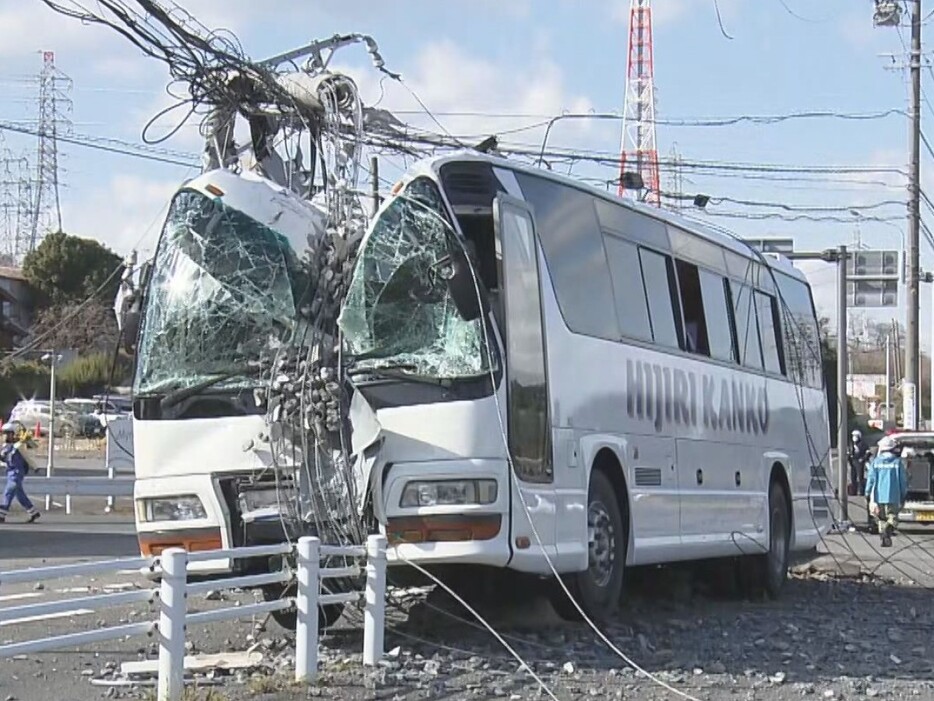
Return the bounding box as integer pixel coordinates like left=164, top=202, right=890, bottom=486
left=120, top=651, right=264, bottom=678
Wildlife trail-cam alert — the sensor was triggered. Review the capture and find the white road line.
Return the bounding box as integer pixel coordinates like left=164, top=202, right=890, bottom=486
left=0, top=593, right=42, bottom=603
left=0, top=609, right=94, bottom=626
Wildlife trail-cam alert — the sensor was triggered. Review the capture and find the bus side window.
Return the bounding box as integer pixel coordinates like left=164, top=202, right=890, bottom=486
left=731, top=281, right=765, bottom=370
left=674, top=259, right=710, bottom=356
left=638, top=248, right=681, bottom=349
left=604, top=234, right=652, bottom=341
left=699, top=270, right=736, bottom=363
left=755, top=291, right=785, bottom=375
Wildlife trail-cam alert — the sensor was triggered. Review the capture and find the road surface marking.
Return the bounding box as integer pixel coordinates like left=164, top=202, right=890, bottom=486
left=0, top=593, right=42, bottom=603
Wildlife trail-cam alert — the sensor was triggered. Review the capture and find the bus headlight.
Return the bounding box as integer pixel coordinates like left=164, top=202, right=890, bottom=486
left=139, top=496, right=207, bottom=522
left=400, top=480, right=498, bottom=507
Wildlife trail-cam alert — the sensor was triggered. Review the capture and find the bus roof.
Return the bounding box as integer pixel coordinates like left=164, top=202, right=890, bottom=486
left=414, top=150, right=809, bottom=286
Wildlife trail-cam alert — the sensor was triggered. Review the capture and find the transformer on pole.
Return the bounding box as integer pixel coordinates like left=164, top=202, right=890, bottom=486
left=618, top=0, right=661, bottom=207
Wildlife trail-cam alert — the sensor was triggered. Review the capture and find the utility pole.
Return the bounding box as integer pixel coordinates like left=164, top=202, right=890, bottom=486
left=874, top=0, right=922, bottom=429
left=886, top=331, right=892, bottom=424
left=370, top=155, right=380, bottom=217
left=786, top=247, right=850, bottom=526
left=836, top=245, right=849, bottom=523
left=908, top=0, right=922, bottom=430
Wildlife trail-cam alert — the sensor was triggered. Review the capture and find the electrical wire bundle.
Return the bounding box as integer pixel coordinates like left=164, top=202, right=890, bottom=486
left=40, top=0, right=291, bottom=126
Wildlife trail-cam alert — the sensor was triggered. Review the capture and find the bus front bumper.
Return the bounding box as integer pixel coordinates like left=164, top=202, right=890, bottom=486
left=381, top=459, right=512, bottom=569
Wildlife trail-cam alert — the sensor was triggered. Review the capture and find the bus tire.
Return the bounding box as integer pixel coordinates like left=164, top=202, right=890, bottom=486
left=261, top=584, right=344, bottom=630
left=739, top=480, right=790, bottom=599
left=550, top=470, right=626, bottom=622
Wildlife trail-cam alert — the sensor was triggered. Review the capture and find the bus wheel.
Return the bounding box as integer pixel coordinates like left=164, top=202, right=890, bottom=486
left=550, top=470, right=626, bottom=622
left=739, top=481, right=790, bottom=599
left=261, top=584, right=344, bottom=630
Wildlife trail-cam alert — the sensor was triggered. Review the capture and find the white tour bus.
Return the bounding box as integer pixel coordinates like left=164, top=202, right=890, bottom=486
left=128, top=152, right=831, bottom=620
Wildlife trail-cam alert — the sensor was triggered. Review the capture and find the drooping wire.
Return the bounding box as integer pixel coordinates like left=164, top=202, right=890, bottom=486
left=712, top=0, right=735, bottom=39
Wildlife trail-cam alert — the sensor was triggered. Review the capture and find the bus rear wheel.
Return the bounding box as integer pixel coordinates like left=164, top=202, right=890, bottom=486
left=738, top=480, right=790, bottom=599
left=550, top=470, right=626, bottom=622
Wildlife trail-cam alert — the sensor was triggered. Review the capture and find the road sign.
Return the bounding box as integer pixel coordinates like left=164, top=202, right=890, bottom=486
left=742, top=238, right=794, bottom=254
left=846, top=249, right=900, bottom=278
left=904, top=381, right=918, bottom=431
left=846, top=279, right=899, bottom=307
left=846, top=249, right=900, bottom=308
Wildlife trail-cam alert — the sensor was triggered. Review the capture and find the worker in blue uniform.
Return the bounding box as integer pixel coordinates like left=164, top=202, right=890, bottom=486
left=0, top=422, right=40, bottom=523
left=864, top=435, right=908, bottom=548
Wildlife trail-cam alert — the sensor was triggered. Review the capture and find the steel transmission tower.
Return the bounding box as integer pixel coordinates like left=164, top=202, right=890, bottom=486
left=0, top=152, right=34, bottom=265
left=618, top=0, right=661, bottom=207
left=30, top=51, right=73, bottom=252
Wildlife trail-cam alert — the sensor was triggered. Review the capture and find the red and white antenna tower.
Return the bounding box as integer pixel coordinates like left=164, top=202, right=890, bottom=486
left=618, top=0, right=661, bottom=207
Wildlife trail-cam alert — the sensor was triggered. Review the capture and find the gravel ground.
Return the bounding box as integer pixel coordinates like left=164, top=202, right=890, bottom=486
left=4, top=522, right=934, bottom=701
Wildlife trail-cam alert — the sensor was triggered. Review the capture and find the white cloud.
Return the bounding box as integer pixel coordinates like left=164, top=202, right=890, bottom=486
left=0, top=1, right=97, bottom=58
left=338, top=38, right=596, bottom=154
left=64, top=174, right=186, bottom=257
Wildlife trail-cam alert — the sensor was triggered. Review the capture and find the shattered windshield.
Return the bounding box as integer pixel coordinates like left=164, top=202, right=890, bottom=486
left=134, top=189, right=305, bottom=395
left=339, top=177, right=493, bottom=379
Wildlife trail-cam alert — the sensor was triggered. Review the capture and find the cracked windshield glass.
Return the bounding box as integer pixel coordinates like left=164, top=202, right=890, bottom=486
left=339, top=178, right=492, bottom=379
left=134, top=189, right=303, bottom=395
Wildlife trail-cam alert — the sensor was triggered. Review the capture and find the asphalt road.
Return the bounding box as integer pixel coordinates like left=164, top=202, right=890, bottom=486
left=0, top=510, right=137, bottom=562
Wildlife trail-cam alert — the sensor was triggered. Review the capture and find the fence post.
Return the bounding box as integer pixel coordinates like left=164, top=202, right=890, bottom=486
left=295, top=536, right=320, bottom=683
left=105, top=431, right=113, bottom=512
left=157, top=548, right=187, bottom=701
left=105, top=464, right=115, bottom=513
left=363, top=534, right=386, bottom=666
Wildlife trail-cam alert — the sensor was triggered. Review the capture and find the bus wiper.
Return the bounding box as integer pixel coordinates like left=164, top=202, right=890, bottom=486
left=346, top=363, right=447, bottom=386
left=160, top=364, right=263, bottom=410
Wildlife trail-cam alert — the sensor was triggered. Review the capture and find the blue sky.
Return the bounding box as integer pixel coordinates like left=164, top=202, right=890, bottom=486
left=0, top=0, right=928, bottom=337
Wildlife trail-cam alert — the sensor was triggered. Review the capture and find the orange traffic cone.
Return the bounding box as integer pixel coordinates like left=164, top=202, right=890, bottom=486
left=34, top=421, right=41, bottom=439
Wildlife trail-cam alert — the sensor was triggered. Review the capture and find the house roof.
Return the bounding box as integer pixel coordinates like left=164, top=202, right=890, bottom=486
left=0, top=267, right=27, bottom=282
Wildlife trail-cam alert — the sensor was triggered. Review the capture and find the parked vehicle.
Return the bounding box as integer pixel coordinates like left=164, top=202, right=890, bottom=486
left=91, top=395, right=132, bottom=427
left=8, top=400, right=78, bottom=437
left=874, top=432, right=934, bottom=526
left=63, top=398, right=108, bottom=438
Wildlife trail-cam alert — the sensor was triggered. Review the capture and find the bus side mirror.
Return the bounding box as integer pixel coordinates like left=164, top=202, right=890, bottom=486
left=118, top=261, right=152, bottom=354
left=445, top=246, right=484, bottom=322
left=120, top=301, right=141, bottom=354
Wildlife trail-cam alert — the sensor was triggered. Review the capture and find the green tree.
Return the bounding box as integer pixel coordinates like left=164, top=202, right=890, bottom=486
left=22, top=232, right=122, bottom=308
left=28, top=300, right=120, bottom=356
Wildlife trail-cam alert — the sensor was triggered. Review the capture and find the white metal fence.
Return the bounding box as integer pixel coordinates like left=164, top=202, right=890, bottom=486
left=0, top=535, right=387, bottom=701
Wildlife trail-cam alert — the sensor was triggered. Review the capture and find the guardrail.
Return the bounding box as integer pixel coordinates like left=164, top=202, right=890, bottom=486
left=35, top=475, right=135, bottom=514
left=0, top=535, right=387, bottom=701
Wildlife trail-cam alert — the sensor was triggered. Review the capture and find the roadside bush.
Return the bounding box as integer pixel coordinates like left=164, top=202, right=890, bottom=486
left=58, top=352, right=129, bottom=397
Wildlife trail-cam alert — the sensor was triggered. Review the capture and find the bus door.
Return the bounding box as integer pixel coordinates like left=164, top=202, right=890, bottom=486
left=493, top=195, right=558, bottom=569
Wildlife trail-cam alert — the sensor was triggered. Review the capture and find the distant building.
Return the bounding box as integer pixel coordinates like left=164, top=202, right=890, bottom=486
left=847, top=373, right=888, bottom=401
left=0, top=267, right=32, bottom=350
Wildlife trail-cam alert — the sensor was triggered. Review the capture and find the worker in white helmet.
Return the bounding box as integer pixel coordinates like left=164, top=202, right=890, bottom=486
left=848, top=429, right=869, bottom=495
left=0, top=422, right=40, bottom=523
left=864, top=436, right=908, bottom=547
